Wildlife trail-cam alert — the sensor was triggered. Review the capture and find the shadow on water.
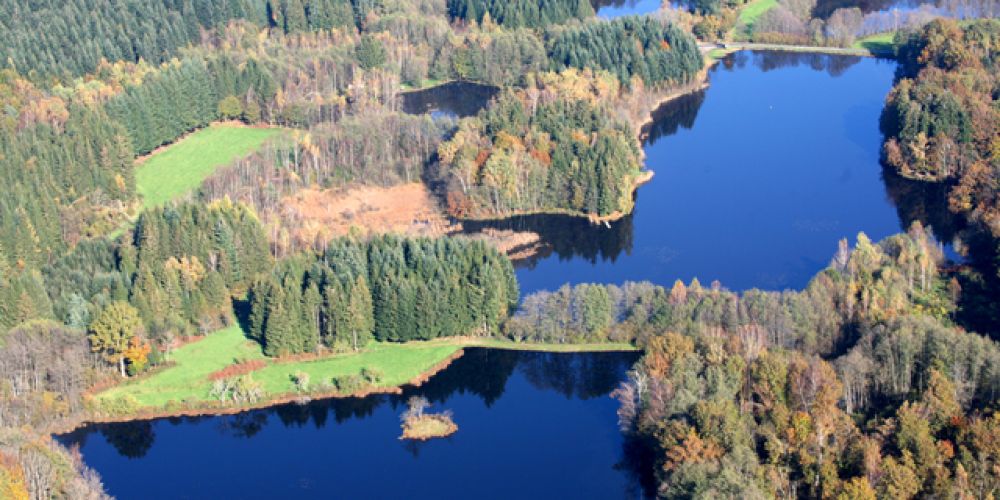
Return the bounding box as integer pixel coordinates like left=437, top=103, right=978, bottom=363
left=463, top=211, right=636, bottom=268
left=728, top=50, right=863, bottom=76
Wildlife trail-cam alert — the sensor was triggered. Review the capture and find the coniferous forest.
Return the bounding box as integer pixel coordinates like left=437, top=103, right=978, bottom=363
left=0, top=0, right=998, bottom=498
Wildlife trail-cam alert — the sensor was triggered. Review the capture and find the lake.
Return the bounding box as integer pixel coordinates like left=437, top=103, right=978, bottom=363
left=468, top=51, right=911, bottom=294
left=59, top=349, right=651, bottom=499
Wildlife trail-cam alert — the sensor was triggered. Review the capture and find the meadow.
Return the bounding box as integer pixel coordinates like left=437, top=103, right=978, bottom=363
left=136, top=124, right=283, bottom=208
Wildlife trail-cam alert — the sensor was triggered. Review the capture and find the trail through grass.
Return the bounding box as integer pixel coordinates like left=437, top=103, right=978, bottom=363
left=136, top=124, right=282, bottom=208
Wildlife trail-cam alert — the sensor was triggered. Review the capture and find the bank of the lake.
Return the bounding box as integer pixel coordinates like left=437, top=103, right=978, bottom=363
left=83, top=325, right=636, bottom=429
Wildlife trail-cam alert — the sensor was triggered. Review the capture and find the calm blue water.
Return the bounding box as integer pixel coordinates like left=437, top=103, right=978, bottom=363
left=472, top=51, right=904, bottom=294
left=60, top=350, right=650, bottom=499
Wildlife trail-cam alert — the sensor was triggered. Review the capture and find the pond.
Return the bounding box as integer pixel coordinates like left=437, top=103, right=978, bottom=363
left=593, top=0, right=663, bottom=18
left=59, top=349, right=651, bottom=499
left=400, top=81, right=498, bottom=120
left=468, top=51, right=912, bottom=294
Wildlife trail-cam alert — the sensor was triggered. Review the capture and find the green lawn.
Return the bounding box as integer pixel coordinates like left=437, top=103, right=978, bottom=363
left=136, top=125, right=282, bottom=208
left=96, top=325, right=266, bottom=408
left=94, top=326, right=637, bottom=412
left=736, top=0, right=778, bottom=37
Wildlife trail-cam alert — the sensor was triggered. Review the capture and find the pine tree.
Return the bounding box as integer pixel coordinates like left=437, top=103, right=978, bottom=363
left=345, top=275, right=374, bottom=350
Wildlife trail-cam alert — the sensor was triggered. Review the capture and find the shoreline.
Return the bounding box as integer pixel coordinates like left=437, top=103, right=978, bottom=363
left=455, top=170, right=651, bottom=225
left=715, top=42, right=888, bottom=58
left=50, top=349, right=467, bottom=435
left=52, top=340, right=638, bottom=434
left=634, top=65, right=713, bottom=143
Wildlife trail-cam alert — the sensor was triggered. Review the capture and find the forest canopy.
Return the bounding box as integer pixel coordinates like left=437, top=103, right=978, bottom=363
left=247, top=235, right=518, bottom=355
left=435, top=87, right=644, bottom=219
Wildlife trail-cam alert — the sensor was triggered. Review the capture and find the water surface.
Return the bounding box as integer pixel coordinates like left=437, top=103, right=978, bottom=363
left=473, top=51, right=904, bottom=293
left=60, top=349, right=650, bottom=499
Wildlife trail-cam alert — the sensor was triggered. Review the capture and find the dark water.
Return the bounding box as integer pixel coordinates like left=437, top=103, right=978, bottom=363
left=470, top=51, right=909, bottom=294
left=400, top=81, right=498, bottom=120
left=593, top=0, right=663, bottom=18
left=59, top=349, right=651, bottom=499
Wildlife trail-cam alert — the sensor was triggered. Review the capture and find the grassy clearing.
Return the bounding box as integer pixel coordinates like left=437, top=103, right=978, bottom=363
left=94, top=327, right=637, bottom=411
left=252, top=342, right=462, bottom=395
left=136, top=124, right=282, bottom=208
left=96, top=325, right=266, bottom=408
left=853, top=32, right=897, bottom=54
left=736, top=0, right=778, bottom=37
left=708, top=47, right=738, bottom=60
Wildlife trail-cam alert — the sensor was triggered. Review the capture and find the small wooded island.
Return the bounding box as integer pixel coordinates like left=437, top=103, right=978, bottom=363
left=0, top=0, right=997, bottom=496
left=399, top=396, right=458, bottom=440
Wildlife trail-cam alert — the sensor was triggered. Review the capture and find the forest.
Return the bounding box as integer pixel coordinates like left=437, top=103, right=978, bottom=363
left=514, top=225, right=1000, bottom=497
left=247, top=235, right=517, bottom=355
left=882, top=19, right=1000, bottom=330
left=547, top=16, right=704, bottom=85
left=447, top=0, right=594, bottom=27
left=0, top=0, right=998, bottom=497
left=434, top=88, right=645, bottom=219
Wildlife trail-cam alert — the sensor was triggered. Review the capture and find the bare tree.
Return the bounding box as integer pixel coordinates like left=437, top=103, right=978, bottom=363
left=402, top=396, right=431, bottom=421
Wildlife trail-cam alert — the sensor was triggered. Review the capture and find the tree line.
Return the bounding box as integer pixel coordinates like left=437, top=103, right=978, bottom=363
left=747, top=0, right=995, bottom=47
left=447, top=0, right=594, bottom=28
left=105, top=56, right=278, bottom=155
left=547, top=16, right=704, bottom=85
left=0, top=0, right=268, bottom=79
left=247, top=235, right=518, bottom=355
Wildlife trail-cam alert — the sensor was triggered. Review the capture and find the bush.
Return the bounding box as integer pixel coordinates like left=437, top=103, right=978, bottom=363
left=96, top=394, right=141, bottom=417
left=360, top=367, right=384, bottom=385
left=291, top=371, right=311, bottom=393
left=331, top=374, right=366, bottom=394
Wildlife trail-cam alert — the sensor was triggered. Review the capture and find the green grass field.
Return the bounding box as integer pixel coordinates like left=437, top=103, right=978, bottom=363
left=736, top=0, right=778, bottom=37
left=95, top=326, right=636, bottom=411
left=136, top=125, right=282, bottom=208
left=853, top=32, right=897, bottom=54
